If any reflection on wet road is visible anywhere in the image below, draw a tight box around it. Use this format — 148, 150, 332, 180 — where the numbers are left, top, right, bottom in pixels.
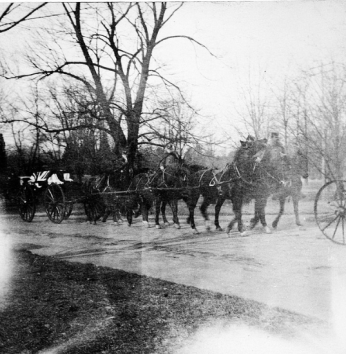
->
2, 210, 346, 353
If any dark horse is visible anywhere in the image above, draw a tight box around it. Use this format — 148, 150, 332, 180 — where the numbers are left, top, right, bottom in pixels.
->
271, 147, 309, 228
184, 140, 269, 234
128, 162, 189, 229
213, 138, 281, 235
158, 163, 209, 234
83, 159, 138, 226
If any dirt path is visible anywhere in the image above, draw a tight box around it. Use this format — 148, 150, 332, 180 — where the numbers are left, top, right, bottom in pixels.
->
2, 207, 346, 326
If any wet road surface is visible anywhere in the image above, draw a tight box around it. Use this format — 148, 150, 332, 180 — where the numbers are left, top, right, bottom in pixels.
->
1, 209, 346, 326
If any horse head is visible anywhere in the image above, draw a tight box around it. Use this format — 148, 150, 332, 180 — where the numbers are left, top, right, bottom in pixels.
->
235, 138, 267, 170
215, 139, 268, 197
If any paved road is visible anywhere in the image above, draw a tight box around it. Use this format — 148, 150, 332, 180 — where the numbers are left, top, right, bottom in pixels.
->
2, 207, 346, 327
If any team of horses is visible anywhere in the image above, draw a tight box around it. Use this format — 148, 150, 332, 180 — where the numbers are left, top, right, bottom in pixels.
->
82, 137, 309, 235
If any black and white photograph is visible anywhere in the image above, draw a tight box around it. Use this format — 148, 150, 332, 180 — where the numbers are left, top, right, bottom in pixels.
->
1, 1, 346, 353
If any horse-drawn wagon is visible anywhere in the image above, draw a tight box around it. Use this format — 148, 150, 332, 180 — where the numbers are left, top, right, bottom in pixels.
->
6, 139, 346, 246
16, 170, 92, 224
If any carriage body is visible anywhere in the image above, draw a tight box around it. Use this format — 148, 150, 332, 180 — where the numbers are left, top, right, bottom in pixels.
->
17, 170, 86, 224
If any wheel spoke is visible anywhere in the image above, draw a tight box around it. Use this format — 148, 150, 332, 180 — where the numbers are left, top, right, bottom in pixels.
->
321, 213, 339, 232
331, 215, 342, 240
315, 180, 346, 245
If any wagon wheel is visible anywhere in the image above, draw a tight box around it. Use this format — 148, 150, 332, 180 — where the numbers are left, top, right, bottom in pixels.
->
314, 180, 346, 245
64, 202, 74, 219
44, 183, 66, 224
18, 184, 36, 222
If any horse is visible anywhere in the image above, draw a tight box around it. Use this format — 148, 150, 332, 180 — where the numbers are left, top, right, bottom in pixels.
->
184, 140, 268, 234
128, 163, 188, 229
82, 160, 136, 225
182, 166, 221, 232
271, 148, 309, 228
210, 138, 276, 235
157, 163, 209, 234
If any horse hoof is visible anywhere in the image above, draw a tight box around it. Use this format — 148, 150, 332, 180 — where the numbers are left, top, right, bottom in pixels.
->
265, 226, 272, 234
216, 227, 223, 232
127, 223, 131, 227
226, 227, 231, 235
241, 230, 249, 237
174, 223, 181, 229
193, 228, 200, 235
164, 222, 170, 226
155, 225, 162, 229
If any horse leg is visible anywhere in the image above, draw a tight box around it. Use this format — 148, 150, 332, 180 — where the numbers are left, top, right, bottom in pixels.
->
102, 208, 110, 222
257, 197, 271, 234
114, 207, 124, 225
249, 210, 259, 229
226, 209, 243, 234
249, 200, 261, 229
126, 208, 133, 226
215, 197, 225, 231
293, 195, 303, 226
155, 199, 162, 229
226, 197, 244, 234
200, 196, 212, 231
125, 196, 137, 227
168, 199, 181, 229
161, 200, 170, 226
141, 200, 151, 228
116, 200, 124, 224
272, 196, 285, 229
184, 193, 200, 234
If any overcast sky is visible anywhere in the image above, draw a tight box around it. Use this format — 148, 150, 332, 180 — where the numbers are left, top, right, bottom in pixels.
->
1, 1, 346, 152
158, 1, 346, 148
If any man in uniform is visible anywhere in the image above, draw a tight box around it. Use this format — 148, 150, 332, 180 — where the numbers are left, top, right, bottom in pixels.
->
269, 132, 286, 159
268, 132, 291, 199
159, 143, 180, 170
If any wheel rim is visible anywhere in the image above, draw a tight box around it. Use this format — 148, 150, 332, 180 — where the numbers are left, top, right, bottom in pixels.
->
314, 180, 346, 245
44, 184, 65, 224
18, 185, 36, 222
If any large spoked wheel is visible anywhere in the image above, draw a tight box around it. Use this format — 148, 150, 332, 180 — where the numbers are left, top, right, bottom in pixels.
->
18, 184, 36, 222
44, 183, 66, 224
314, 180, 346, 245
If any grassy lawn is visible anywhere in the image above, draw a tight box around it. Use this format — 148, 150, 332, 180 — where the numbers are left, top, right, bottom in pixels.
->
0, 250, 328, 354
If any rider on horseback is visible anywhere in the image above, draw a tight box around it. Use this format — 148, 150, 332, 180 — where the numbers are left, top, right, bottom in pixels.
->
158, 143, 187, 188
160, 143, 180, 170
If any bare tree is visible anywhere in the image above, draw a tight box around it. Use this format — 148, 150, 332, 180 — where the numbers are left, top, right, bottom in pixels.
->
1, 2, 212, 173
0, 3, 47, 33
293, 63, 346, 180
234, 69, 272, 140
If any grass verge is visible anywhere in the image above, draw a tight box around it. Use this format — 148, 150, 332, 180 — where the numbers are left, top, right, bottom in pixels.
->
0, 250, 327, 354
